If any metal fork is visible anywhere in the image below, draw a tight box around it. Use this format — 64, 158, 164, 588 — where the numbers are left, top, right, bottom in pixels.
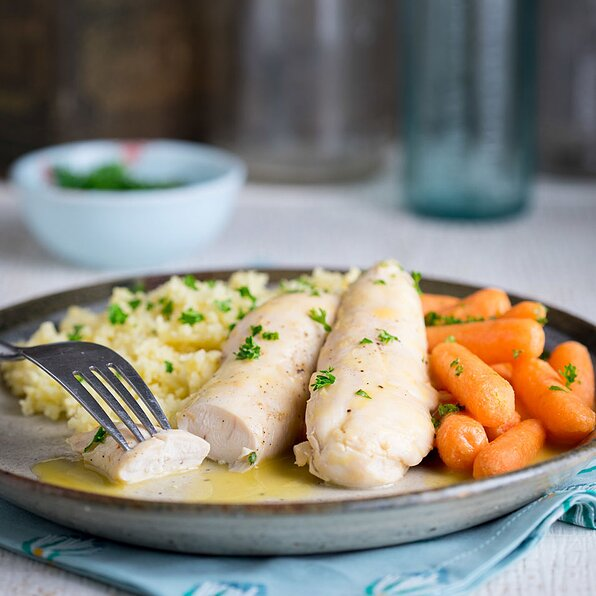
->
0, 339, 171, 450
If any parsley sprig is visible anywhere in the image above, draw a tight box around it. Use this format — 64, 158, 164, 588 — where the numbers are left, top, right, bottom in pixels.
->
411, 271, 422, 294
311, 367, 336, 391
179, 308, 204, 326
425, 312, 484, 327
377, 329, 399, 344
108, 304, 128, 325
83, 426, 108, 453
309, 308, 332, 332
183, 274, 198, 290
560, 363, 578, 389
432, 403, 463, 428
159, 298, 174, 320
355, 389, 372, 399
262, 331, 279, 341
215, 299, 232, 313
67, 324, 84, 341
450, 358, 464, 376
235, 336, 261, 360
238, 286, 257, 308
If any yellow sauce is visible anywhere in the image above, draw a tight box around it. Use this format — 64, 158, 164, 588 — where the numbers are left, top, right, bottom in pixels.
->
32, 445, 567, 503
33, 455, 318, 503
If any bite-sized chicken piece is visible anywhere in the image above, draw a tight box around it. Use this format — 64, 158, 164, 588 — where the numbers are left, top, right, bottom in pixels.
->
295, 260, 438, 489
177, 292, 339, 470
68, 427, 210, 484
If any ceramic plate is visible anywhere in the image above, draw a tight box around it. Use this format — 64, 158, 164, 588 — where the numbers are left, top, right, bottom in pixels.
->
0, 270, 594, 555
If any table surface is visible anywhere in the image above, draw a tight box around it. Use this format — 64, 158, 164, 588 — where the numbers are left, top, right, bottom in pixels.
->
0, 170, 595, 595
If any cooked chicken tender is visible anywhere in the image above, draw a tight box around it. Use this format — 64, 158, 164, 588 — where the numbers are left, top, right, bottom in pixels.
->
68, 427, 210, 483
177, 293, 339, 470
295, 261, 438, 488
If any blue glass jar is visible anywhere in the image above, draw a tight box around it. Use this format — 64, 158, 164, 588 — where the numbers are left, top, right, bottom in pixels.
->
403, 0, 536, 218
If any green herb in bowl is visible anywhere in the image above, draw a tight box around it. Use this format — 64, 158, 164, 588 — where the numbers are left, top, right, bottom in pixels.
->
52, 163, 182, 191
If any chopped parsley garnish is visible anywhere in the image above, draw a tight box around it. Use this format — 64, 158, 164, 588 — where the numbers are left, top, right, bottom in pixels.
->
131, 281, 146, 293
411, 271, 422, 294
377, 329, 399, 344
108, 304, 128, 325
250, 325, 263, 337
559, 363, 578, 389
164, 360, 174, 373
549, 385, 568, 392
235, 336, 261, 360
536, 305, 548, 325
424, 312, 442, 326
179, 309, 204, 326
183, 274, 198, 290
355, 389, 372, 399
445, 335, 456, 343
432, 403, 463, 428
146, 301, 154, 311
280, 276, 321, 296
373, 279, 386, 285
359, 337, 373, 345
228, 322, 237, 331
205, 280, 217, 288
309, 308, 332, 332
450, 358, 464, 376
238, 286, 257, 307
83, 426, 107, 453
160, 299, 174, 320
425, 311, 484, 326
237, 308, 247, 321
262, 331, 279, 341
247, 451, 257, 465
311, 367, 336, 391
128, 298, 141, 311
513, 349, 522, 359
215, 299, 232, 313
67, 324, 84, 341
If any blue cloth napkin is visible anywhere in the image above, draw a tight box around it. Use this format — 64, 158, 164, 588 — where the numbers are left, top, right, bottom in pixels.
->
0, 462, 594, 596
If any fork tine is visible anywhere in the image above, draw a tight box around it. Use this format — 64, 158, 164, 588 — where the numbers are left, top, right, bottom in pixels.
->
93, 366, 158, 436
59, 373, 130, 451
79, 369, 145, 443
109, 357, 171, 430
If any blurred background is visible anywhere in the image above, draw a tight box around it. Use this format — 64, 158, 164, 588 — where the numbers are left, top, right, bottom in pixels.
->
0, 0, 595, 299
2, 0, 596, 180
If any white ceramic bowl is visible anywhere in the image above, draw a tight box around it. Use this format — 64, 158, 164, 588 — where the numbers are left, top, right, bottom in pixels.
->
10, 139, 246, 269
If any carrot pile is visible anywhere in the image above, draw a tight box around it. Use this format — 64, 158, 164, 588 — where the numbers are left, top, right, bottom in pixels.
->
423, 287, 595, 479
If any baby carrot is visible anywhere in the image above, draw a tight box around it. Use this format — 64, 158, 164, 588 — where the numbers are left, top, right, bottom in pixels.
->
548, 341, 594, 409
421, 293, 459, 315
491, 362, 513, 383
473, 419, 546, 479
436, 288, 511, 320
501, 301, 548, 324
436, 413, 489, 471
427, 319, 545, 364
485, 410, 521, 441
430, 343, 516, 427
511, 357, 596, 444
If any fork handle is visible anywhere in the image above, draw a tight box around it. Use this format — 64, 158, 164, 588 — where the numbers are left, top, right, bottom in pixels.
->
0, 339, 24, 361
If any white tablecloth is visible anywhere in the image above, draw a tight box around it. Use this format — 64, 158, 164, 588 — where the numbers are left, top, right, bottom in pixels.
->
0, 170, 595, 595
